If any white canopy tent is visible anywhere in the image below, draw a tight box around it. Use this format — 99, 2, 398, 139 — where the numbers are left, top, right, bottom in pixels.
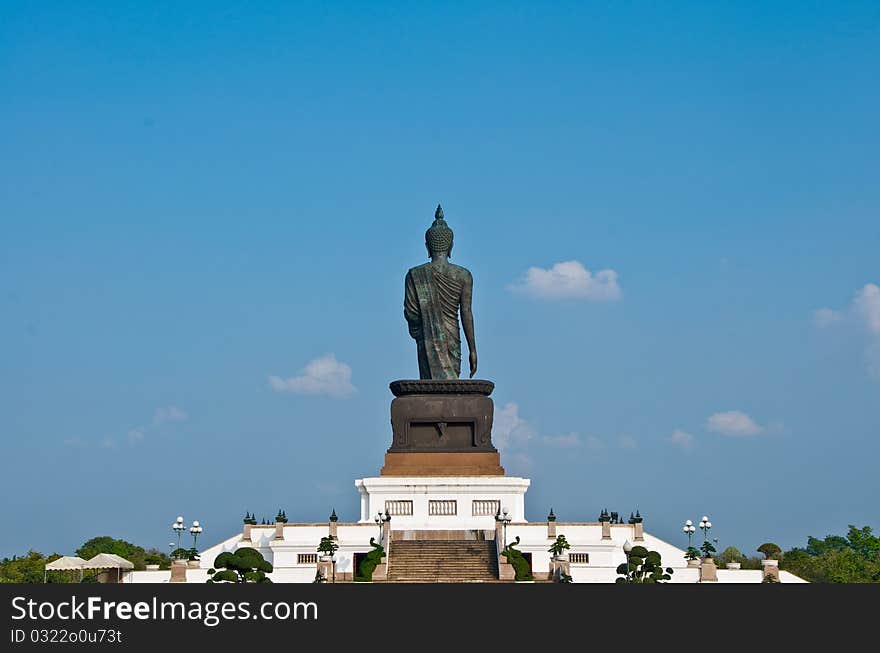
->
83, 553, 134, 583
43, 553, 135, 583
43, 556, 88, 582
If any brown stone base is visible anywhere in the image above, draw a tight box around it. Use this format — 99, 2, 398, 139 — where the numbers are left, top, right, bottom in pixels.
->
380, 452, 504, 476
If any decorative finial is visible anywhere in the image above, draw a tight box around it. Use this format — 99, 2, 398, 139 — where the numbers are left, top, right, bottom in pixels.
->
435, 204, 444, 220
547, 508, 556, 522
329, 508, 338, 523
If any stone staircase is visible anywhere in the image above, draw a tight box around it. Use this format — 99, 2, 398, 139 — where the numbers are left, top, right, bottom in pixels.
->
387, 540, 500, 582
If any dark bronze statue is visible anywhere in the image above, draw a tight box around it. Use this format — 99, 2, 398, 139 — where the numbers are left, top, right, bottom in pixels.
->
404, 205, 477, 379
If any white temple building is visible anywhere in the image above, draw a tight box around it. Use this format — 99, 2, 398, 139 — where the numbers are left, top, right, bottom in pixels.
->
128, 473, 804, 583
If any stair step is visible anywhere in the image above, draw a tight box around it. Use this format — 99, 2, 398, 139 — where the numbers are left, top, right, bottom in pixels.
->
387, 540, 499, 583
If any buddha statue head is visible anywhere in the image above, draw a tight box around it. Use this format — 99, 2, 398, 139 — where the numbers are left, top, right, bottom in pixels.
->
425, 204, 454, 258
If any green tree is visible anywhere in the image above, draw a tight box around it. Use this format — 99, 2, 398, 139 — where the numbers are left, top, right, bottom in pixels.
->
0, 551, 61, 583
76, 536, 147, 570
616, 546, 673, 584
805, 535, 849, 557
143, 549, 172, 569
757, 542, 782, 560
780, 524, 880, 583
317, 536, 339, 556
718, 546, 744, 567
548, 534, 571, 557
845, 525, 880, 558
207, 548, 273, 583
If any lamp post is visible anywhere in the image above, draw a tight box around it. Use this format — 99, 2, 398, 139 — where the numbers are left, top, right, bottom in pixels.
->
682, 519, 696, 546
500, 508, 512, 548
374, 511, 390, 543
189, 520, 203, 553
623, 539, 633, 580
699, 516, 712, 557
171, 516, 185, 559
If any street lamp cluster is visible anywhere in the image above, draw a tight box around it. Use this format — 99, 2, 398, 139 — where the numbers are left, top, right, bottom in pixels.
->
374, 511, 390, 542
170, 515, 203, 560
682, 515, 716, 558
495, 508, 512, 547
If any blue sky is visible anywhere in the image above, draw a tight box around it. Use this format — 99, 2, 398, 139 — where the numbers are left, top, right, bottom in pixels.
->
2, 1, 878, 559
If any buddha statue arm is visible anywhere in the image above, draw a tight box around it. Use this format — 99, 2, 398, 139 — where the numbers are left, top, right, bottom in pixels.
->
460, 270, 477, 378
403, 270, 421, 340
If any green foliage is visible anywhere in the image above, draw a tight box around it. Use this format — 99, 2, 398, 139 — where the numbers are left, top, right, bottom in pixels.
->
739, 556, 765, 570
782, 526, 880, 583
317, 536, 339, 556
616, 546, 673, 583
805, 535, 849, 556
845, 525, 880, 559
171, 548, 190, 560
684, 546, 701, 561
0, 551, 61, 583
143, 549, 172, 570
699, 539, 716, 558
501, 536, 533, 581
548, 534, 571, 557
775, 525, 880, 583
556, 570, 573, 583
354, 538, 385, 582
76, 536, 147, 570
718, 546, 744, 566
757, 543, 782, 560
206, 548, 273, 583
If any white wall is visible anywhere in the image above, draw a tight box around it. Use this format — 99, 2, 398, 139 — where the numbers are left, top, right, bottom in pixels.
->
355, 476, 530, 529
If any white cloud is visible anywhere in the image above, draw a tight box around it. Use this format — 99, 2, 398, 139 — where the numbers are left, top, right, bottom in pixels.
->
706, 410, 764, 436
813, 307, 842, 328
669, 429, 695, 449
127, 428, 145, 445
854, 283, 880, 334
269, 354, 356, 398
509, 260, 621, 301
100, 436, 117, 449
154, 406, 188, 425
815, 283, 880, 379
541, 433, 582, 448
493, 402, 536, 450
63, 437, 89, 449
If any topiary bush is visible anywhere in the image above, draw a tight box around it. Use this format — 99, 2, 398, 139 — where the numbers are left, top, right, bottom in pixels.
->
616, 546, 674, 583
502, 536, 533, 581
354, 538, 385, 582
207, 548, 273, 583
757, 542, 782, 560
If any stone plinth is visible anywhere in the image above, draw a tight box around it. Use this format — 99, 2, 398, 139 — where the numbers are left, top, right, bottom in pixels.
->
761, 559, 780, 582
384, 379, 503, 476
700, 557, 718, 582
170, 560, 187, 583
381, 451, 503, 476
